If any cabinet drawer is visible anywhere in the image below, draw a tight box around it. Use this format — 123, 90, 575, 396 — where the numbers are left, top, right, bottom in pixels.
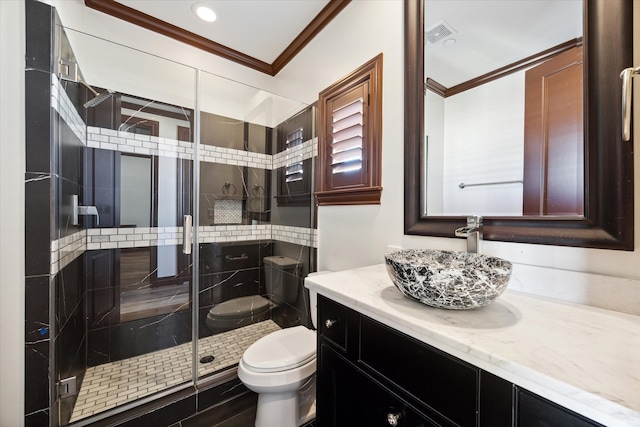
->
360, 317, 479, 426
318, 295, 349, 351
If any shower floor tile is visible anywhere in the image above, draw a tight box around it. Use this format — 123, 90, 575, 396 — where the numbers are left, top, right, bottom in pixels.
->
70, 320, 281, 423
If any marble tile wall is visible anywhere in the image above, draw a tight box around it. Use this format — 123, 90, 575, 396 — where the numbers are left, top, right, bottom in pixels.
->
24, 1, 57, 425
26, 5, 318, 424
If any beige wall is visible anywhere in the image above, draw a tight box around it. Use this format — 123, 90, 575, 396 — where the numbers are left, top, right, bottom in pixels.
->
316, 1, 640, 279
0, 0, 25, 425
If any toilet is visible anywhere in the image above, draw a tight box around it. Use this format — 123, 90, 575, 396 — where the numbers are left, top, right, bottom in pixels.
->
205, 256, 301, 334
237, 279, 320, 427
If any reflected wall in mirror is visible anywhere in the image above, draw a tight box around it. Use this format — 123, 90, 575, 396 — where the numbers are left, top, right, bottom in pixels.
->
404, 0, 634, 249
424, 0, 584, 217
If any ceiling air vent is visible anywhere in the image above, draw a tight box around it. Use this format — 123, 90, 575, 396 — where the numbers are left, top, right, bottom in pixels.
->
425, 20, 457, 45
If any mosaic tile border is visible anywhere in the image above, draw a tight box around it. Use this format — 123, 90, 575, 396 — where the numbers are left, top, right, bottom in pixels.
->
88, 127, 314, 171
51, 225, 315, 275
86, 227, 183, 250
198, 224, 272, 243
272, 138, 318, 169
87, 127, 195, 160
200, 143, 271, 169
51, 74, 87, 146
272, 225, 318, 248
50, 230, 86, 275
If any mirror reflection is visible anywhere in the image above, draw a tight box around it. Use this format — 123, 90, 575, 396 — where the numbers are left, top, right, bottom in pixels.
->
423, 0, 583, 217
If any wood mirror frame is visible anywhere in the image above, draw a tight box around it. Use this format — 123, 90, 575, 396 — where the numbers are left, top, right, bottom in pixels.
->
404, 0, 634, 250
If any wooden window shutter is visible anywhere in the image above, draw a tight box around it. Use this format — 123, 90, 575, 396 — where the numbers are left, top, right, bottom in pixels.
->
317, 54, 383, 205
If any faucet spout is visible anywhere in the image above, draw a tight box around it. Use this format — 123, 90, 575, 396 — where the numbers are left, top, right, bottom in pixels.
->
454, 216, 483, 253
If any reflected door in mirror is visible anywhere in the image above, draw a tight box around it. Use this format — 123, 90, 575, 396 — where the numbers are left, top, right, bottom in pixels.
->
523, 46, 584, 216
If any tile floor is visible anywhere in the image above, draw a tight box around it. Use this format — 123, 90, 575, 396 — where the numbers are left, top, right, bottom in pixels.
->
70, 320, 282, 423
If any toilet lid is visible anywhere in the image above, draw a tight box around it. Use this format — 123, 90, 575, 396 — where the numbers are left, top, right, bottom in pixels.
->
242, 326, 316, 373
210, 295, 270, 319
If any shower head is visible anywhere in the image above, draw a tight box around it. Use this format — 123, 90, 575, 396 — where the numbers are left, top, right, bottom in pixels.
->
56, 58, 115, 109
77, 78, 114, 108
83, 90, 115, 108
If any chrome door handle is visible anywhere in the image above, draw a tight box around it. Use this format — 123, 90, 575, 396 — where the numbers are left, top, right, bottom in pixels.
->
183, 214, 192, 254
620, 66, 639, 142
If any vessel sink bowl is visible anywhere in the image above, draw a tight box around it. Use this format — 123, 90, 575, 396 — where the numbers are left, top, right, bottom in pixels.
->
384, 249, 512, 310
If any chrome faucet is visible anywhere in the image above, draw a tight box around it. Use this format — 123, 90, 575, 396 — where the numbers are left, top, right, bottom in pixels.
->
455, 215, 483, 253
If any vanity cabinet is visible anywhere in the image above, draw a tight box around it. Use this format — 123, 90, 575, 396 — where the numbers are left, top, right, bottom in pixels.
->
316, 295, 602, 427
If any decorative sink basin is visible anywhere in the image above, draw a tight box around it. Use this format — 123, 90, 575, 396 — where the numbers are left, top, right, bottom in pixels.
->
384, 249, 512, 310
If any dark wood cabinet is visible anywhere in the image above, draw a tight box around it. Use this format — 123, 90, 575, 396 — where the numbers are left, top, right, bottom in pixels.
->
317, 295, 603, 427
518, 389, 601, 427
319, 343, 438, 427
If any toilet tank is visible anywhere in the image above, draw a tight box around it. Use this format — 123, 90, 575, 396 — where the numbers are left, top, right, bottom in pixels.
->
263, 256, 301, 305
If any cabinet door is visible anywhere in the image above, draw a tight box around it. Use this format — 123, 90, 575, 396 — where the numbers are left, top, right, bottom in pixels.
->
318, 344, 437, 427
360, 317, 478, 426
517, 389, 602, 427
318, 295, 349, 351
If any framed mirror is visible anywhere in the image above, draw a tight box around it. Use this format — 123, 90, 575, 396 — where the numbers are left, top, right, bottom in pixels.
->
404, 0, 634, 250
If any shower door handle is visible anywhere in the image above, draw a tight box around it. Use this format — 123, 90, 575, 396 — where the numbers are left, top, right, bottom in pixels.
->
183, 214, 193, 255
620, 66, 640, 141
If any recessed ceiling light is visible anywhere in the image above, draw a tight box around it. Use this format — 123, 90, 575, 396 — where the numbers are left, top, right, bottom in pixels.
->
192, 3, 217, 23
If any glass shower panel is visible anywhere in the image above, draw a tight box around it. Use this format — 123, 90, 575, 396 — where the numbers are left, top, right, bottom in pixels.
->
196, 71, 309, 380
54, 27, 197, 425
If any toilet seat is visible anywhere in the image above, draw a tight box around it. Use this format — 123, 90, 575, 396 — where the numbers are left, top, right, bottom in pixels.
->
242, 326, 316, 373
205, 295, 272, 335
209, 295, 270, 319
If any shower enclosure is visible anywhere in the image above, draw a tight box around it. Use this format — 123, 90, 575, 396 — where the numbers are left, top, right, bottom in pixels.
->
26, 4, 318, 424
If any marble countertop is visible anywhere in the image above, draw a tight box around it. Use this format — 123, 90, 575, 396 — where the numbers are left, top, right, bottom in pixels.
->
305, 264, 640, 427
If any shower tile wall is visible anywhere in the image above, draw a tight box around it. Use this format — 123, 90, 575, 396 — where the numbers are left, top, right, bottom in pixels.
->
24, 2, 85, 425
270, 106, 318, 329
24, 2, 318, 424
23, 1, 109, 424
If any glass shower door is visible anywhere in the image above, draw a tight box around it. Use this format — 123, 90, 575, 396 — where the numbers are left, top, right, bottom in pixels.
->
54, 26, 198, 425
195, 71, 310, 381
52, 19, 315, 427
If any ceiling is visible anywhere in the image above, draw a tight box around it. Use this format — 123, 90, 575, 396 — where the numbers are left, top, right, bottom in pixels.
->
84, 1, 582, 86
425, 0, 583, 88
84, 0, 348, 75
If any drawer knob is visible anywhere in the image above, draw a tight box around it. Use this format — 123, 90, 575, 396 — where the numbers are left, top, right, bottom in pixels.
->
325, 319, 338, 329
386, 411, 401, 426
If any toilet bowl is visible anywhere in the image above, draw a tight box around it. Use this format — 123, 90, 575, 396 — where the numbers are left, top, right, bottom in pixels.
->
238, 272, 326, 427
238, 326, 317, 427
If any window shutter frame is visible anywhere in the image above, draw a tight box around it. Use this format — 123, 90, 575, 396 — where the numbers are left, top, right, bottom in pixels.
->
317, 54, 383, 205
